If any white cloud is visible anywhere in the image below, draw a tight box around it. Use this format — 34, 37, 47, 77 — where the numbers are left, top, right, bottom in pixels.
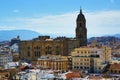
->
13, 9, 20, 13
110, 0, 115, 3
0, 26, 17, 30
110, 0, 119, 3
0, 10, 120, 38
86, 10, 120, 37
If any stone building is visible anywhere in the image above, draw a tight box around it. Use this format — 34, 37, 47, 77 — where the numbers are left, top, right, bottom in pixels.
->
19, 37, 79, 61
19, 9, 87, 61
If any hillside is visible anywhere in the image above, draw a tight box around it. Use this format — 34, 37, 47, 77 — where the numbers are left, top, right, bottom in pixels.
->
88, 36, 120, 44
0, 30, 42, 41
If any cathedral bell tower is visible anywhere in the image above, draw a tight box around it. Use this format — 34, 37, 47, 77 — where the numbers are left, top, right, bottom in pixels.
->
76, 9, 87, 47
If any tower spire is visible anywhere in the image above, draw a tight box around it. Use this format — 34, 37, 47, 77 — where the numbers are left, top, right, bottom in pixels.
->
80, 6, 82, 14
80, 7, 82, 14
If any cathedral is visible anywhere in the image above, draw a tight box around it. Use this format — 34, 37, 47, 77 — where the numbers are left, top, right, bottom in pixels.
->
19, 9, 87, 61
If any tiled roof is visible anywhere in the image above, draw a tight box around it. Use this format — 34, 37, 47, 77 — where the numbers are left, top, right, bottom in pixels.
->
88, 75, 102, 79
109, 63, 120, 69
65, 71, 81, 79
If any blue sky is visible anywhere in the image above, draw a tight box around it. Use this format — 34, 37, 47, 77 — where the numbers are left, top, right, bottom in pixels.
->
0, 0, 120, 38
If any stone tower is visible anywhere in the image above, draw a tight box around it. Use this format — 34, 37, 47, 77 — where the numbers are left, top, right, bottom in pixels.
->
76, 9, 87, 47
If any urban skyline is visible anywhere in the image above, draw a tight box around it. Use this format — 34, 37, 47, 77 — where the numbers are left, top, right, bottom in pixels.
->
0, 0, 120, 38
0, 1, 120, 79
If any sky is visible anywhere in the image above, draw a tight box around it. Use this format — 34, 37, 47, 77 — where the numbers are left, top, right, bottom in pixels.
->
0, 0, 120, 38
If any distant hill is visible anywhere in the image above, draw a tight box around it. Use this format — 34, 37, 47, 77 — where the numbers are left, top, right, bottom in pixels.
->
0, 30, 42, 41
114, 34, 120, 38
88, 35, 120, 44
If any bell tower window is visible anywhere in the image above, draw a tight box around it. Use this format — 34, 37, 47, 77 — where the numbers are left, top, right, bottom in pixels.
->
80, 23, 82, 27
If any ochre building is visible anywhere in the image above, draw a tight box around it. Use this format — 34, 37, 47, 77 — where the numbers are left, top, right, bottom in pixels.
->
19, 37, 79, 61
37, 55, 68, 71
19, 9, 87, 61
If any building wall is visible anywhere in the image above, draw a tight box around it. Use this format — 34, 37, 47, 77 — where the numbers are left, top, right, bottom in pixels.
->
37, 55, 68, 71
19, 39, 79, 61
71, 46, 111, 73
72, 57, 90, 72
0, 71, 10, 79
0, 49, 13, 67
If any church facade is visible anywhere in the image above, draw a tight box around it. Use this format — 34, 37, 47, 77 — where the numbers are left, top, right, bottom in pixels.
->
19, 9, 87, 61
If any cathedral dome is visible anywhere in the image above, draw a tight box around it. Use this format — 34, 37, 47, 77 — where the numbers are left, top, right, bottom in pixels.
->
76, 9, 86, 21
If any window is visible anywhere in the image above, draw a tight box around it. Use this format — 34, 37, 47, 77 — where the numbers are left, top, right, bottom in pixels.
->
80, 23, 82, 26
87, 63, 89, 65
56, 51, 59, 55
27, 46, 30, 49
77, 66, 79, 69
81, 51, 83, 53
46, 46, 52, 55
81, 59, 83, 61
56, 46, 59, 49
114, 70, 117, 73
87, 67, 89, 69
80, 66, 83, 69
38, 52, 40, 56
87, 59, 89, 61
99, 67, 101, 70
111, 70, 113, 73
27, 51, 30, 56
34, 51, 36, 56
74, 66, 76, 69
34, 46, 40, 49
46, 51, 47, 55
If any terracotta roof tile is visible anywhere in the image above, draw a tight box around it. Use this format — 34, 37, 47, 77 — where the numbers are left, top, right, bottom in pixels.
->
109, 63, 120, 69
65, 71, 81, 79
88, 75, 102, 79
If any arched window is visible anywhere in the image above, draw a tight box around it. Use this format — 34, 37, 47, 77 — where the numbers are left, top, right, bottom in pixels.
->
80, 23, 82, 27
27, 51, 30, 56
45, 46, 52, 55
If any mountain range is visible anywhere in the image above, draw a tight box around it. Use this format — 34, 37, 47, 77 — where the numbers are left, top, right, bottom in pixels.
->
0, 30, 120, 41
0, 30, 42, 41
113, 34, 120, 38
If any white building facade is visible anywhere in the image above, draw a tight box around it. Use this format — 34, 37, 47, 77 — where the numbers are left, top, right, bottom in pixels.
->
0, 50, 13, 68
71, 46, 112, 73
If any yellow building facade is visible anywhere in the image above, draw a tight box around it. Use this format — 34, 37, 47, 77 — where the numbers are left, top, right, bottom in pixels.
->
37, 55, 68, 71
71, 46, 112, 73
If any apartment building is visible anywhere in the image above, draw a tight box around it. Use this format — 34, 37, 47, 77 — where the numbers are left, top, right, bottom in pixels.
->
71, 46, 111, 73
